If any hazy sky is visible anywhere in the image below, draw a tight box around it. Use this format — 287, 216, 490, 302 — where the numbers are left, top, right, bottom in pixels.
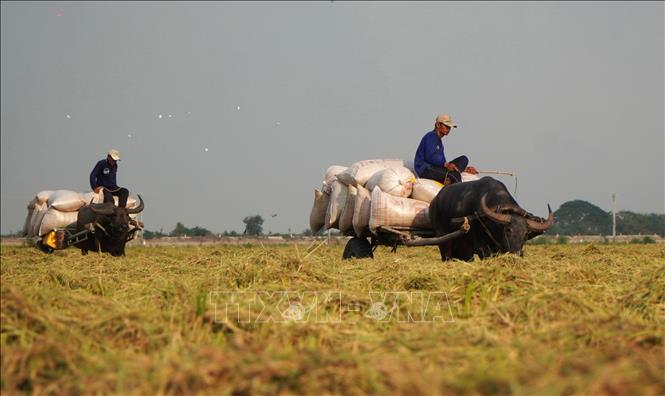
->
2, 1, 663, 234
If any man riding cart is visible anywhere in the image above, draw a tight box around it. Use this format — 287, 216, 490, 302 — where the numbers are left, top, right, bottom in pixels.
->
27, 149, 145, 256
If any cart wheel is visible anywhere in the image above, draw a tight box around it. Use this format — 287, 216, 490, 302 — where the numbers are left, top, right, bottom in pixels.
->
342, 237, 373, 260
35, 240, 54, 254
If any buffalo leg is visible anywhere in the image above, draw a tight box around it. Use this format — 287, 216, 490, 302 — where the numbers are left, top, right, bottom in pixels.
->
438, 242, 453, 261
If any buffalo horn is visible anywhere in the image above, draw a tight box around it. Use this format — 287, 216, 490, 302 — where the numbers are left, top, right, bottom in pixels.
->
127, 195, 144, 214
526, 204, 554, 232
480, 194, 511, 224
498, 204, 543, 220
497, 204, 529, 217
93, 222, 109, 235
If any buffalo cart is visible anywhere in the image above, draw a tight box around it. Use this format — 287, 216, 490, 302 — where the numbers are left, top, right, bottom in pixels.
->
342, 217, 472, 259
35, 225, 91, 253
35, 222, 143, 254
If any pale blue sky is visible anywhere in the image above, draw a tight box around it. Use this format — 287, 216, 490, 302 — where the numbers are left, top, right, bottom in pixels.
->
2, 1, 663, 234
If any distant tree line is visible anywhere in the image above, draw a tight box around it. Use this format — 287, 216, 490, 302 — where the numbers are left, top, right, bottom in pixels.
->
546, 200, 664, 236
142, 222, 213, 239
141, 215, 266, 239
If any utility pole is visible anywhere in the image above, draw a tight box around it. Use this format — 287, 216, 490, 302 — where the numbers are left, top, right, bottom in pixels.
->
612, 193, 616, 243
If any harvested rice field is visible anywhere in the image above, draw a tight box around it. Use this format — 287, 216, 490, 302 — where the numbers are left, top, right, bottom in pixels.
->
1, 243, 663, 395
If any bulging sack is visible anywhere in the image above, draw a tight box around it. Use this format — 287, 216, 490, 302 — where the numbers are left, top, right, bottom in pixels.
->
352, 185, 372, 237
461, 172, 480, 182
48, 190, 85, 212
411, 179, 444, 203
338, 185, 357, 235
369, 187, 431, 233
322, 165, 347, 194
36, 190, 54, 205
79, 191, 103, 205
27, 197, 38, 210
336, 159, 407, 187
29, 203, 48, 238
39, 207, 78, 237
365, 167, 415, 198
22, 198, 38, 236
324, 180, 348, 230
309, 189, 330, 235
403, 159, 416, 175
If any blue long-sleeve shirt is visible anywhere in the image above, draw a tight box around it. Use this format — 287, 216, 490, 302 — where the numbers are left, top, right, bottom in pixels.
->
90, 159, 119, 190
414, 130, 446, 176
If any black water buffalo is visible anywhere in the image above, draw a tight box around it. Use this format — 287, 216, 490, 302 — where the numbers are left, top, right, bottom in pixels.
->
428, 177, 553, 261
74, 195, 144, 256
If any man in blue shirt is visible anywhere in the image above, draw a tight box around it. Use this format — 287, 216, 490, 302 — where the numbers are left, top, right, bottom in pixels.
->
414, 114, 477, 185
89, 149, 129, 207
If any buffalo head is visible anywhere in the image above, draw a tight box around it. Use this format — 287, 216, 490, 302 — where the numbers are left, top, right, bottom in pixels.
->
430, 177, 555, 261
479, 194, 553, 255
75, 195, 144, 256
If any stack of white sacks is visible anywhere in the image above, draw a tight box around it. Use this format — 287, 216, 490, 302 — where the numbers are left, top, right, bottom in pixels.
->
309, 159, 479, 237
22, 190, 138, 238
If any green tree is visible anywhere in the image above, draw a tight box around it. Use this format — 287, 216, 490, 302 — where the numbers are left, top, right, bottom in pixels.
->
547, 200, 664, 236
143, 229, 166, 239
243, 215, 264, 236
616, 211, 665, 236
190, 226, 212, 237
171, 222, 191, 237
547, 200, 611, 235
169, 223, 212, 237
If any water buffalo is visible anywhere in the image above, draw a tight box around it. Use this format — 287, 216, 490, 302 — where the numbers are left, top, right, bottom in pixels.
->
74, 195, 144, 256
428, 177, 553, 261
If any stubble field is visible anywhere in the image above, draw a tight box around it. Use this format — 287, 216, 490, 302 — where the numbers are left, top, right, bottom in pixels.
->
1, 242, 664, 395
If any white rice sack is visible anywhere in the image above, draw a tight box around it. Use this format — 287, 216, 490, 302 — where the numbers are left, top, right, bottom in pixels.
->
338, 185, 357, 235
365, 167, 415, 198
461, 172, 480, 182
309, 189, 330, 234
411, 179, 444, 203
336, 159, 405, 187
29, 203, 48, 238
36, 190, 54, 205
403, 159, 416, 175
352, 185, 372, 237
79, 191, 103, 205
27, 197, 38, 210
324, 180, 348, 230
48, 190, 85, 212
122, 196, 139, 225
22, 213, 33, 237
369, 187, 431, 233
22, 198, 39, 236
322, 165, 347, 194
39, 207, 78, 237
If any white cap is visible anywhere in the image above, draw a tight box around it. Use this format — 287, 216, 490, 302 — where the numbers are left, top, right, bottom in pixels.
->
435, 114, 457, 128
108, 149, 120, 160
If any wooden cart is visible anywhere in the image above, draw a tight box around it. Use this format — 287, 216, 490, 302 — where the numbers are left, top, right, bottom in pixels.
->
342, 217, 472, 259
